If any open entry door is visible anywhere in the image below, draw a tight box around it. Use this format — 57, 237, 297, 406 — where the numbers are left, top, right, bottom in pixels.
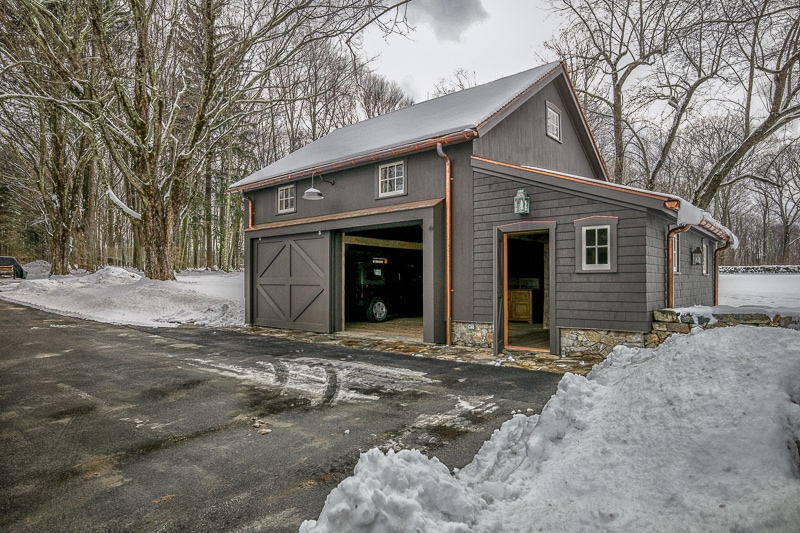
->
493, 226, 505, 355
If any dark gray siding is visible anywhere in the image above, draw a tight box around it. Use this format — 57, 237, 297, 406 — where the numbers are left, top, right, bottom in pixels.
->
673, 227, 715, 308
646, 212, 668, 314
447, 143, 477, 321
472, 172, 652, 332
473, 80, 600, 180
247, 146, 454, 226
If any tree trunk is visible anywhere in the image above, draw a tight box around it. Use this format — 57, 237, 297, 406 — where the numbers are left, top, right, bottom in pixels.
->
50, 224, 71, 275
141, 195, 176, 280
611, 76, 625, 184
205, 170, 214, 269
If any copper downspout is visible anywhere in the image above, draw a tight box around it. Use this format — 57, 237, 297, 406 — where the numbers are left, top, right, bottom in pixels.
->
713, 240, 731, 305
437, 143, 452, 345
666, 225, 692, 308
244, 194, 253, 230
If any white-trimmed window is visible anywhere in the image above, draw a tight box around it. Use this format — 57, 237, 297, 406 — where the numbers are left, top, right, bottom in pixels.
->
546, 103, 562, 142
277, 184, 295, 214
582, 225, 611, 270
574, 216, 618, 273
378, 161, 405, 198
672, 234, 680, 273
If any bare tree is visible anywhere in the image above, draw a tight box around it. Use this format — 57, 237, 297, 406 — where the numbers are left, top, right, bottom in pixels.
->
432, 67, 477, 97
546, 0, 800, 211
1, 0, 411, 280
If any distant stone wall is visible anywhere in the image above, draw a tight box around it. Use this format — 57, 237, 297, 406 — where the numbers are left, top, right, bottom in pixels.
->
451, 321, 493, 348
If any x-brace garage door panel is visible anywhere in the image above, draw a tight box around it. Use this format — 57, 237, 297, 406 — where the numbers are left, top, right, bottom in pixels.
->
253, 232, 330, 332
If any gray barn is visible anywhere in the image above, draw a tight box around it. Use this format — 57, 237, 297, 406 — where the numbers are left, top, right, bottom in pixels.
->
229, 62, 736, 356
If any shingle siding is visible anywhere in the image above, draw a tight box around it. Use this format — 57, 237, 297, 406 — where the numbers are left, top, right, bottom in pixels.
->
472, 172, 652, 331
673, 227, 715, 307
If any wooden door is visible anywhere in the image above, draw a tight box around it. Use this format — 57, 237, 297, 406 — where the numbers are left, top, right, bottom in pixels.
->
252, 232, 330, 332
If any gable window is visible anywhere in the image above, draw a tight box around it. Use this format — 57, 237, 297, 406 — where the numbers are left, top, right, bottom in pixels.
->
546, 102, 562, 142
574, 216, 618, 273
378, 161, 405, 198
277, 184, 295, 214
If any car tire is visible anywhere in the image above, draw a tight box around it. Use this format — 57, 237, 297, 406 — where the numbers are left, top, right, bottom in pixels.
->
366, 298, 388, 322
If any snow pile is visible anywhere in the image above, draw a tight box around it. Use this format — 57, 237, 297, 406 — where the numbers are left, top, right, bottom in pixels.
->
20, 260, 54, 279
302, 327, 800, 532
0, 265, 244, 328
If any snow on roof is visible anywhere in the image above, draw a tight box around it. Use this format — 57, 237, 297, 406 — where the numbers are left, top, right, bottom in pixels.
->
230, 62, 561, 190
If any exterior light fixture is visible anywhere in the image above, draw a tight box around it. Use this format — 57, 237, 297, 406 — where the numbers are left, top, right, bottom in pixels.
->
692, 247, 703, 265
514, 189, 530, 214
302, 172, 334, 201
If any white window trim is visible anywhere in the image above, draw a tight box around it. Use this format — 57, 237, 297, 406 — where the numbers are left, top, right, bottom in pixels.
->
546, 102, 562, 142
672, 234, 680, 273
378, 160, 405, 198
277, 184, 296, 214
581, 225, 611, 271
702, 241, 709, 275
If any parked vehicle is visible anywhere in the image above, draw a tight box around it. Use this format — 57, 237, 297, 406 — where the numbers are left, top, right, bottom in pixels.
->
346, 255, 422, 322
0, 257, 27, 279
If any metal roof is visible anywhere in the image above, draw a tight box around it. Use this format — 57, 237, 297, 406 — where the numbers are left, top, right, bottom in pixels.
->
230, 62, 562, 191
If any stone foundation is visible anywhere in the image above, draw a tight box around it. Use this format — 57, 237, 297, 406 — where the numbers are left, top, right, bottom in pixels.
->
559, 328, 645, 357
451, 321, 493, 348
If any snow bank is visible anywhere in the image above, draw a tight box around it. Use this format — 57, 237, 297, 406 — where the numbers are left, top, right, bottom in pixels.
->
302, 327, 800, 532
0, 265, 244, 328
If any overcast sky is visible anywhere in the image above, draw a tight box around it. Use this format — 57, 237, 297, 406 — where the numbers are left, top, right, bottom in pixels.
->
361, 0, 563, 102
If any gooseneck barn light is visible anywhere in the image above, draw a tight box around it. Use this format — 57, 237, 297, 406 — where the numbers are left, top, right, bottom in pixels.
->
302, 172, 334, 201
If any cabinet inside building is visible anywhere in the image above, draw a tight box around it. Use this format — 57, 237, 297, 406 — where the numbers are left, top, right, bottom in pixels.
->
508, 278, 539, 323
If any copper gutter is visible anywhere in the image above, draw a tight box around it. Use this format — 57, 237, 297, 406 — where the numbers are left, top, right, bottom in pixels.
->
471, 156, 672, 202
666, 225, 692, 308
437, 143, 452, 345
229, 130, 479, 194
713, 240, 731, 305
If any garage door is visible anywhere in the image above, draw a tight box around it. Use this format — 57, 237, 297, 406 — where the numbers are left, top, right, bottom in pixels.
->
252, 232, 330, 332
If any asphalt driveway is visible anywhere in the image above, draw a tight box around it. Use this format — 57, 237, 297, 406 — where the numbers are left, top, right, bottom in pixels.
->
0, 300, 561, 532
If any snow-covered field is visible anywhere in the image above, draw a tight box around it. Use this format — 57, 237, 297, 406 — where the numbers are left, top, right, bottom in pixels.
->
2, 264, 800, 531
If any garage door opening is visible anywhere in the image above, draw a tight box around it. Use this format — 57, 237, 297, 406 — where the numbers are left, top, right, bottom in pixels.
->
342, 225, 423, 341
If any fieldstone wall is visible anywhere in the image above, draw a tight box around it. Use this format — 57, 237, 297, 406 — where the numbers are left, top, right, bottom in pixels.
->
451, 321, 494, 348
559, 328, 645, 357
651, 309, 800, 345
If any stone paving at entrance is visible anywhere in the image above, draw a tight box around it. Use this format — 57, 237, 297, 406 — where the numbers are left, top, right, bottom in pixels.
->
239, 325, 604, 376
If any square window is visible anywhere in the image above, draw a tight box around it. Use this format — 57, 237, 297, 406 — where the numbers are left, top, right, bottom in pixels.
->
546, 104, 561, 142
277, 184, 295, 214
378, 161, 405, 198
582, 225, 610, 270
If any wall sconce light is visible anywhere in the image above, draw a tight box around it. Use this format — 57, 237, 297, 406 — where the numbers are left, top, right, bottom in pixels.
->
691, 247, 703, 265
514, 189, 530, 214
302, 172, 335, 201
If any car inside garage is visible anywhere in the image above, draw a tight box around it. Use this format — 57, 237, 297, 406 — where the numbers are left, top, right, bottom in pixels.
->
342, 225, 423, 341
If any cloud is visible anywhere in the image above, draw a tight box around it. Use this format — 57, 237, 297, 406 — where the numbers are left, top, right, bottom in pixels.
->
407, 0, 490, 43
